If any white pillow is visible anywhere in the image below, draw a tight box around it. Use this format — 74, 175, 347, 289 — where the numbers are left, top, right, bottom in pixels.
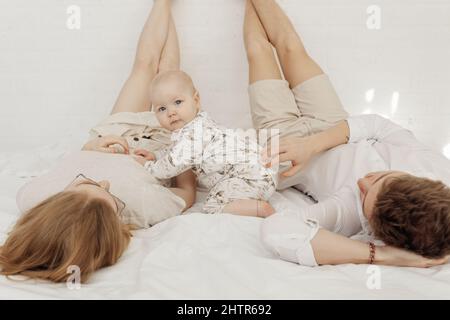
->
16, 151, 186, 228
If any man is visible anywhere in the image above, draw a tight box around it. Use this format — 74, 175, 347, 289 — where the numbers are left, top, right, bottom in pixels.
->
243, 0, 450, 267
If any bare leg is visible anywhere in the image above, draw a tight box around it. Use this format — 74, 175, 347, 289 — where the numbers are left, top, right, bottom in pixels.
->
251, 0, 323, 88
222, 199, 275, 218
170, 170, 196, 212
158, 15, 180, 73
244, 0, 282, 84
111, 0, 172, 115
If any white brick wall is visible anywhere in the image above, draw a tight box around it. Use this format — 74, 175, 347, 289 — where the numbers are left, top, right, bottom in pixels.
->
1, 0, 449, 156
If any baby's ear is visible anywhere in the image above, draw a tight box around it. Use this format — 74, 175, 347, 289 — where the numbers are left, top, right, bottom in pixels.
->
193, 90, 201, 108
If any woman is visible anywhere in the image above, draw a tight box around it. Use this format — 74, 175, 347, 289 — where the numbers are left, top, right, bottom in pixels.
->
244, 0, 449, 267
0, 0, 196, 283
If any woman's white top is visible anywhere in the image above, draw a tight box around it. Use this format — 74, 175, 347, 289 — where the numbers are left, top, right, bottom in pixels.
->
16, 151, 186, 228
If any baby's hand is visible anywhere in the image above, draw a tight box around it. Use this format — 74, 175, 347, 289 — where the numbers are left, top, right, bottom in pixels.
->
134, 149, 156, 161
133, 156, 148, 167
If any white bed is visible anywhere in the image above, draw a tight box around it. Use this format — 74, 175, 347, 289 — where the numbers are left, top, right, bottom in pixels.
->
1, 144, 450, 300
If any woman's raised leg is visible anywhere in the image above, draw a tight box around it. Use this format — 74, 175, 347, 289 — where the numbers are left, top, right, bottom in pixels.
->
158, 15, 180, 74
244, 0, 282, 84
251, 0, 323, 88
110, 0, 172, 115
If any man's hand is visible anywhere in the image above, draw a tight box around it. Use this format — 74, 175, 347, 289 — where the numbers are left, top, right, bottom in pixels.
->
377, 245, 450, 268
82, 135, 129, 154
261, 136, 319, 178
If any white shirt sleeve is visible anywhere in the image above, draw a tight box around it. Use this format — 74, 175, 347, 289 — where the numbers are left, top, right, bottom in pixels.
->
153, 145, 171, 161
261, 187, 360, 267
144, 121, 204, 179
261, 212, 320, 267
346, 114, 423, 148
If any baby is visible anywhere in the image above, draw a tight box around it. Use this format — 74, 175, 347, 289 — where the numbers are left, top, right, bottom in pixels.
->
136, 70, 277, 217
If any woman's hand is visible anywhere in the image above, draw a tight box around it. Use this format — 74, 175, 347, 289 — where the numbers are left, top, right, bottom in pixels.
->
133, 149, 155, 166
133, 149, 156, 161
376, 245, 450, 268
133, 156, 148, 166
82, 135, 129, 154
262, 135, 320, 177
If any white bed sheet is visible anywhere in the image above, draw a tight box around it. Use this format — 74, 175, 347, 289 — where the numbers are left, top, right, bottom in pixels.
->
1, 148, 450, 300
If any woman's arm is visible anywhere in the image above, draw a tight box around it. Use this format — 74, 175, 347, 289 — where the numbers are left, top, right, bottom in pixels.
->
169, 170, 197, 211
82, 135, 130, 154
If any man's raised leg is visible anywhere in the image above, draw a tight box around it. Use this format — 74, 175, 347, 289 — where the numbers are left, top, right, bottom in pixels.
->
244, 0, 282, 85
251, 0, 323, 89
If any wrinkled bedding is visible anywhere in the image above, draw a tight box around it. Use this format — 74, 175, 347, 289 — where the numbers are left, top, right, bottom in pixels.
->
1, 146, 450, 299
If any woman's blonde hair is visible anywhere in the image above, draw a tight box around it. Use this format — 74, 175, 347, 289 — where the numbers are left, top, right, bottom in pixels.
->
0, 190, 132, 283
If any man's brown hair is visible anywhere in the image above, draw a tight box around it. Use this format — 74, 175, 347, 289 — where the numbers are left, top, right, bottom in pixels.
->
371, 175, 450, 258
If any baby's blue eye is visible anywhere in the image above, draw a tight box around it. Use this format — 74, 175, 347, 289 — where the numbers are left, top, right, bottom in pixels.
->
158, 106, 166, 112
175, 100, 182, 105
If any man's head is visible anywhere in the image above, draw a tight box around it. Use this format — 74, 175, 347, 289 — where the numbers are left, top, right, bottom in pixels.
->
151, 70, 201, 131
359, 171, 450, 258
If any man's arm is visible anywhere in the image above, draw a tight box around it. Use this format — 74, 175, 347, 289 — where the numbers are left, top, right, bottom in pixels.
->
261, 190, 356, 266
262, 187, 449, 267
263, 121, 350, 177
262, 209, 449, 268
309, 120, 350, 153
311, 114, 419, 153
311, 228, 449, 267
264, 114, 422, 178
346, 114, 420, 147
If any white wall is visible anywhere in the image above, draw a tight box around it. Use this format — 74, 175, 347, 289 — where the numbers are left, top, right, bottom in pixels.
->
1, 0, 449, 156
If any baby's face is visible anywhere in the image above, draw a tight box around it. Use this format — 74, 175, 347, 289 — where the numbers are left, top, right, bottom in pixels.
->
152, 78, 200, 131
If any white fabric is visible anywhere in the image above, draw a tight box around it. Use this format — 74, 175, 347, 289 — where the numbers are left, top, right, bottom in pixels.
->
2, 167, 450, 298
261, 212, 319, 267
15, 151, 185, 228
145, 111, 277, 213
89, 111, 172, 152
265, 114, 450, 266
